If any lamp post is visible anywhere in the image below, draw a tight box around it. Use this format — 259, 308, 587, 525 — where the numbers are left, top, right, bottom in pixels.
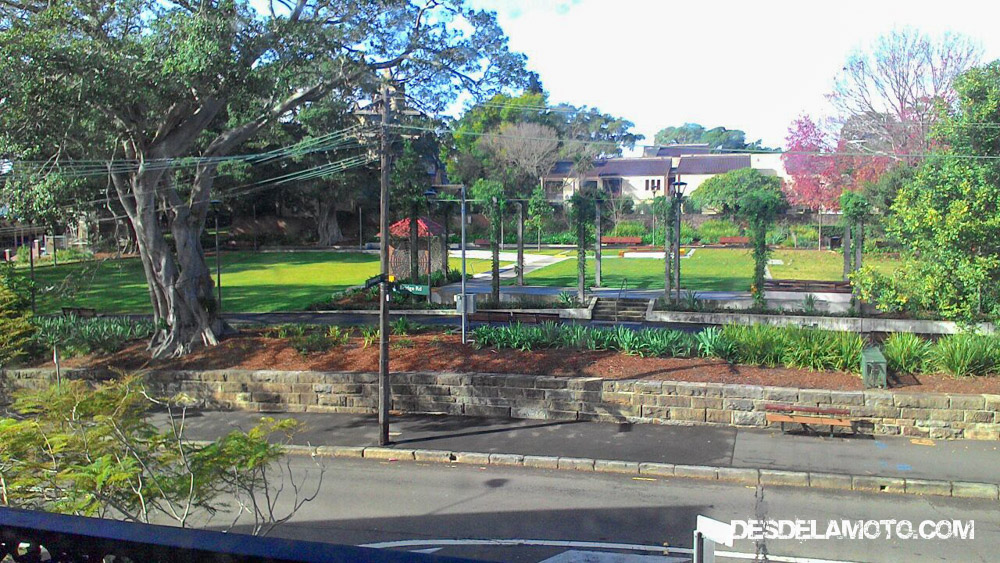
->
210, 200, 223, 313
429, 184, 468, 343
670, 180, 687, 302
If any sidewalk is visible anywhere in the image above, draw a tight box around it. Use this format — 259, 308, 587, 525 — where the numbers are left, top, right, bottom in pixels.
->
154, 410, 1000, 486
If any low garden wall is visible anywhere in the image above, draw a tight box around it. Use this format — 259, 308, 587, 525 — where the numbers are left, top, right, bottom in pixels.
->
647, 309, 996, 335
4, 368, 998, 441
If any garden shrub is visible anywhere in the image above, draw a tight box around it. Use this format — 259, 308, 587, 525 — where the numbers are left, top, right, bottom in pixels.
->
695, 220, 740, 244
0, 285, 34, 367
790, 224, 818, 246
610, 220, 647, 238
932, 333, 1000, 377
31, 316, 155, 357
290, 332, 333, 355
882, 333, 932, 375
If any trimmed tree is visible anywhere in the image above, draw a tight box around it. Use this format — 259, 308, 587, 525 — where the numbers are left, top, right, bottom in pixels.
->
695, 169, 787, 305
568, 192, 595, 303
471, 179, 506, 304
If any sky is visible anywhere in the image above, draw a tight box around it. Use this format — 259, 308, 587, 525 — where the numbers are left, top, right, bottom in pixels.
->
467, 0, 1000, 151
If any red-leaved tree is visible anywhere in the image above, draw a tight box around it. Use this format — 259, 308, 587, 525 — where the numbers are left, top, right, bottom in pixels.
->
782, 114, 840, 249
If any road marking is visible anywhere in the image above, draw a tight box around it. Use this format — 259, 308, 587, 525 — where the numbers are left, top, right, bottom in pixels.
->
910, 438, 936, 446
361, 539, 856, 563
632, 477, 657, 482
360, 538, 692, 555
715, 551, 853, 563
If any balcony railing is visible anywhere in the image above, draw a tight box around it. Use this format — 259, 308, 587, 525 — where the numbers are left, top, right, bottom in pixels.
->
0, 507, 469, 562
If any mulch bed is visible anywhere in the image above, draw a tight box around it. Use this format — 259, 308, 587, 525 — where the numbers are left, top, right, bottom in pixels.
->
27, 331, 1000, 396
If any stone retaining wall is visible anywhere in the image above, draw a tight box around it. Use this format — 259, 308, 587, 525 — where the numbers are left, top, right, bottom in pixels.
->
3, 368, 998, 440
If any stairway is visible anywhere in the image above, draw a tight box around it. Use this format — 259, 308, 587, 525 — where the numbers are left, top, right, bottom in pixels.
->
591, 298, 649, 322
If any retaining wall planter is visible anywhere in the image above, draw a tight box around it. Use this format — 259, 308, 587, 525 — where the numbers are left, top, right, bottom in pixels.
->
646, 309, 995, 335
3, 368, 998, 441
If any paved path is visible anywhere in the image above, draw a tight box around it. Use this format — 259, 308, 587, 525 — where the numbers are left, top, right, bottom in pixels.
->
450, 250, 569, 280
157, 411, 1000, 484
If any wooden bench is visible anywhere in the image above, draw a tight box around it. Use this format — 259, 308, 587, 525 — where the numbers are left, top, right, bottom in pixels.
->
473, 239, 490, 247
718, 236, 750, 246
764, 279, 853, 294
600, 236, 643, 245
61, 306, 98, 318
764, 403, 855, 436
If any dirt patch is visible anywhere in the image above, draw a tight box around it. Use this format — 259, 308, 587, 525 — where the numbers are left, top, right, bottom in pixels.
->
28, 331, 1000, 395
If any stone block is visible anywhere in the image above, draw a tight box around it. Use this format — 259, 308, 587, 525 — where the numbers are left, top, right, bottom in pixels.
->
894, 394, 950, 409
964, 424, 1000, 441
722, 384, 764, 399
656, 395, 693, 407
717, 467, 759, 484
706, 409, 731, 424
594, 460, 640, 474
732, 411, 766, 426
798, 390, 831, 404
951, 482, 999, 499
760, 469, 809, 487
950, 395, 986, 410
489, 453, 524, 466
852, 476, 905, 494
638, 463, 675, 477
690, 397, 724, 409
633, 381, 664, 394
723, 398, 755, 411
762, 388, 799, 402
904, 479, 951, 497
364, 447, 415, 461
453, 452, 491, 465
641, 405, 671, 419
827, 391, 865, 406
315, 445, 365, 458
414, 450, 454, 463
808, 472, 852, 490
557, 457, 595, 471
673, 465, 718, 480
523, 455, 560, 469
510, 407, 577, 421
669, 407, 706, 422
964, 410, 995, 424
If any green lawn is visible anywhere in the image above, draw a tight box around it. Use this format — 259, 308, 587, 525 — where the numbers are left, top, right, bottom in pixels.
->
521, 248, 754, 291
768, 250, 902, 281
24, 252, 502, 314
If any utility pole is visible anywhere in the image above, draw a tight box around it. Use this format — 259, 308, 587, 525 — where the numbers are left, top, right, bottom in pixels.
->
378, 82, 392, 447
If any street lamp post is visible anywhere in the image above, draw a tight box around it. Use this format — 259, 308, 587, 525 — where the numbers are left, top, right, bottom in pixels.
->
670, 180, 687, 302
210, 200, 223, 314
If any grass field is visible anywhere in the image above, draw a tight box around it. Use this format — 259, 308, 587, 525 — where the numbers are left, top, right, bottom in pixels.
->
24, 252, 500, 314
768, 250, 901, 281
521, 248, 754, 291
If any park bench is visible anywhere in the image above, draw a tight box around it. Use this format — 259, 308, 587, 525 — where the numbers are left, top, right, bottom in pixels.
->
61, 306, 98, 318
600, 236, 643, 246
474, 239, 490, 247
764, 403, 856, 436
718, 236, 750, 246
764, 279, 852, 293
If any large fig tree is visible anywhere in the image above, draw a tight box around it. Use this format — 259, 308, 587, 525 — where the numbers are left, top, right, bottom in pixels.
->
0, 0, 526, 357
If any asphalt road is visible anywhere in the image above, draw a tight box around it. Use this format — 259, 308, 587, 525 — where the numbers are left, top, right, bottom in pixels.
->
208, 457, 998, 563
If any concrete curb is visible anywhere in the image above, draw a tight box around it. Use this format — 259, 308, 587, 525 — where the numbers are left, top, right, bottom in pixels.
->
276, 443, 999, 501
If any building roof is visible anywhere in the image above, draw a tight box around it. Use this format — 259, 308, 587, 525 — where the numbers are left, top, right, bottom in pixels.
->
642, 144, 712, 157
676, 155, 751, 175
544, 157, 672, 179
380, 217, 444, 238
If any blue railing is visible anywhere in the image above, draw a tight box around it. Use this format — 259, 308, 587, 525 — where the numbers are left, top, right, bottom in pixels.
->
0, 507, 470, 562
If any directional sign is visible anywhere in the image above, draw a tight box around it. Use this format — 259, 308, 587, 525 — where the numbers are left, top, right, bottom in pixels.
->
397, 283, 430, 296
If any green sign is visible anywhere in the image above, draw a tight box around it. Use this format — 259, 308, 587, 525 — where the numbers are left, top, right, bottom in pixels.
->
397, 283, 430, 296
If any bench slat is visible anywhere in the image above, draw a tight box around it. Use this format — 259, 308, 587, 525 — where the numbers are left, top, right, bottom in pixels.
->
765, 403, 851, 416
766, 413, 852, 427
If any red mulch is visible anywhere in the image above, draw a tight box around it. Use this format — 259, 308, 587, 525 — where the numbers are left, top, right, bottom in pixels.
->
33, 332, 1000, 395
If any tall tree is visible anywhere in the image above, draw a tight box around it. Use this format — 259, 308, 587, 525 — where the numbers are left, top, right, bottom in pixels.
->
654, 123, 768, 151
391, 140, 433, 281
568, 191, 595, 303
830, 28, 981, 158
783, 114, 839, 249
855, 61, 1000, 322
478, 121, 560, 285
0, 0, 526, 357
